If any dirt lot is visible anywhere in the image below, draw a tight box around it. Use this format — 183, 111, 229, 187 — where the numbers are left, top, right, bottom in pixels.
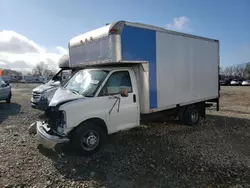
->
0, 84, 250, 188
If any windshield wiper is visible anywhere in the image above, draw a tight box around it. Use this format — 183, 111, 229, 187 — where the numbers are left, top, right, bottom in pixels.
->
70, 89, 79, 95
83, 94, 93, 97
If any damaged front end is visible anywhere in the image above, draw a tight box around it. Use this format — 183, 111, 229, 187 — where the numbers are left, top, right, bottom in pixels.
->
33, 86, 83, 149
36, 121, 69, 149
47, 107, 67, 136
36, 107, 69, 149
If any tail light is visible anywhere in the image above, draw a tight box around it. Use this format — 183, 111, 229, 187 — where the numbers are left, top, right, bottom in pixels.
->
109, 21, 125, 35
109, 29, 118, 34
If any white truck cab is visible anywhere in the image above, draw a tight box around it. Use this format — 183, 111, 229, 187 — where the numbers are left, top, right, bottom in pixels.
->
37, 66, 141, 155
36, 21, 219, 155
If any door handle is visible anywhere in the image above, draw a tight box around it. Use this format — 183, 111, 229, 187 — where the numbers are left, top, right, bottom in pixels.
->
133, 94, 136, 103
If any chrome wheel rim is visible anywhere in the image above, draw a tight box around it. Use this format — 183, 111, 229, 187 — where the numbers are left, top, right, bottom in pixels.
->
80, 130, 99, 151
191, 109, 198, 123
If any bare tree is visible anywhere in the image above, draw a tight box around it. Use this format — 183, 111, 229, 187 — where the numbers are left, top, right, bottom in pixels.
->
245, 62, 250, 79
224, 66, 234, 77
43, 69, 57, 78
223, 64, 248, 79
32, 62, 45, 76
220, 66, 224, 75
32, 62, 57, 77
233, 64, 245, 78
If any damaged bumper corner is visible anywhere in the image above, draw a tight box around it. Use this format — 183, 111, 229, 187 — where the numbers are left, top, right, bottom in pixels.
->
36, 121, 69, 149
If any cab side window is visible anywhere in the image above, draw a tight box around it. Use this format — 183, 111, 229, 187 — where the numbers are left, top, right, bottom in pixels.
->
100, 71, 132, 96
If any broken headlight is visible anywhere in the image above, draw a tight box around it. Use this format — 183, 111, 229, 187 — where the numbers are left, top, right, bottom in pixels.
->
56, 111, 67, 135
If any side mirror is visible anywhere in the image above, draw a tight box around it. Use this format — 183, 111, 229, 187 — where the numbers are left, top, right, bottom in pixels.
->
120, 88, 128, 97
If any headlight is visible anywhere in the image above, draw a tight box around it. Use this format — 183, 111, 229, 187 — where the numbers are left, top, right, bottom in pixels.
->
59, 110, 66, 126
40, 92, 47, 100
47, 89, 56, 102
57, 110, 67, 134
47, 92, 53, 102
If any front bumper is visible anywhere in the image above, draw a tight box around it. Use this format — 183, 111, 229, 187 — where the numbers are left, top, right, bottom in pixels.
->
36, 121, 69, 149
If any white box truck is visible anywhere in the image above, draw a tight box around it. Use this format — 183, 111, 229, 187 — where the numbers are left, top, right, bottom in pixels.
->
36, 21, 219, 155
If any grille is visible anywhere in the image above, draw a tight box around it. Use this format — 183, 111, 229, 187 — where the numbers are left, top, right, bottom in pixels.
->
32, 92, 41, 99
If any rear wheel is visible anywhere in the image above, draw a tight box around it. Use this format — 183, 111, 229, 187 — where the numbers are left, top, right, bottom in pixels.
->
183, 105, 200, 126
71, 121, 106, 156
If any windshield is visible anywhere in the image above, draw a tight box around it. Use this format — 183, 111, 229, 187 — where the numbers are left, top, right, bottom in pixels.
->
64, 69, 109, 97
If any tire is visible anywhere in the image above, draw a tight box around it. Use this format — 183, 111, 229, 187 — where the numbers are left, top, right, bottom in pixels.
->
183, 105, 200, 126
6, 92, 11, 103
71, 121, 107, 156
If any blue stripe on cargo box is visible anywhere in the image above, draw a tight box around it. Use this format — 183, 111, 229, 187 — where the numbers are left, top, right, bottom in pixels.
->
121, 25, 157, 109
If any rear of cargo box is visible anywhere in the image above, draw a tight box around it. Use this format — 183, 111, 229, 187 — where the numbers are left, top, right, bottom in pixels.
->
120, 22, 219, 113
155, 31, 219, 111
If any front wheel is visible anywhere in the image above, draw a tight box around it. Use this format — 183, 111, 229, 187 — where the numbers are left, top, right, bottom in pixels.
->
71, 122, 106, 156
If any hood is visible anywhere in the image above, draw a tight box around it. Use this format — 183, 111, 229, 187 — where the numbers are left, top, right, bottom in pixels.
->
49, 87, 83, 107
47, 80, 61, 86
33, 84, 58, 93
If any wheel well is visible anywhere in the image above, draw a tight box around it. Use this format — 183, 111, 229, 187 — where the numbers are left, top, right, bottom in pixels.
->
179, 102, 206, 118
69, 118, 108, 138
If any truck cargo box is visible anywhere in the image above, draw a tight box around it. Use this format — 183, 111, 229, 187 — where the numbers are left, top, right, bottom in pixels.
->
69, 21, 219, 113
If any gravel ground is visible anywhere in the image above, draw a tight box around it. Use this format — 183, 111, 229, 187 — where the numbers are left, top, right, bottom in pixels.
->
0, 84, 250, 188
